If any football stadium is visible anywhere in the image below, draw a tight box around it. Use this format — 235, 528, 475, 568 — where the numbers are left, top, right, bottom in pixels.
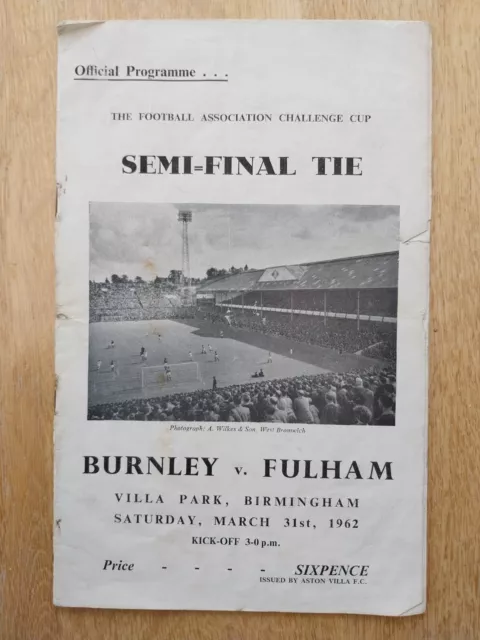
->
88, 251, 398, 425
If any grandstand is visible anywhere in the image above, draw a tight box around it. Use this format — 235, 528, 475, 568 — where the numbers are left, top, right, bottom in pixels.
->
196, 252, 398, 361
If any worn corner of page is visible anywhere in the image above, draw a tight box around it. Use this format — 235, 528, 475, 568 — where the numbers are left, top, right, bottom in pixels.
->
57, 21, 105, 36
400, 599, 426, 616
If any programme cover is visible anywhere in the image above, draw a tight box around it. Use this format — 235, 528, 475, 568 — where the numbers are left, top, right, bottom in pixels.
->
54, 20, 431, 615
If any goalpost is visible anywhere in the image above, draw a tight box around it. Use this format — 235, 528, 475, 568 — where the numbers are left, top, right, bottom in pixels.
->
141, 362, 200, 389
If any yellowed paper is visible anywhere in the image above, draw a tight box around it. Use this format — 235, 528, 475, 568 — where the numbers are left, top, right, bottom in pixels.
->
54, 20, 430, 614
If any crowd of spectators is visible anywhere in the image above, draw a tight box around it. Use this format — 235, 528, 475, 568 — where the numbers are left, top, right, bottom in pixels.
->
230, 289, 397, 318
89, 282, 181, 322
88, 368, 396, 425
361, 340, 397, 363
217, 312, 396, 363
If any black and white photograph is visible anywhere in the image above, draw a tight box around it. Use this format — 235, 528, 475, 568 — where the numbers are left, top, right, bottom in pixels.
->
87, 203, 398, 425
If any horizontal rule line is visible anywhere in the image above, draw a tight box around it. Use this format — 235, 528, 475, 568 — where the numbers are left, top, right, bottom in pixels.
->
73, 78, 228, 82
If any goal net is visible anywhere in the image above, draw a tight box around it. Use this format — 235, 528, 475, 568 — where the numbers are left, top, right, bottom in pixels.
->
141, 362, 200, 390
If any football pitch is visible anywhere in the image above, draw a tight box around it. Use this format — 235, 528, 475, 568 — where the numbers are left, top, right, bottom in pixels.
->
88, 319, 330, 405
